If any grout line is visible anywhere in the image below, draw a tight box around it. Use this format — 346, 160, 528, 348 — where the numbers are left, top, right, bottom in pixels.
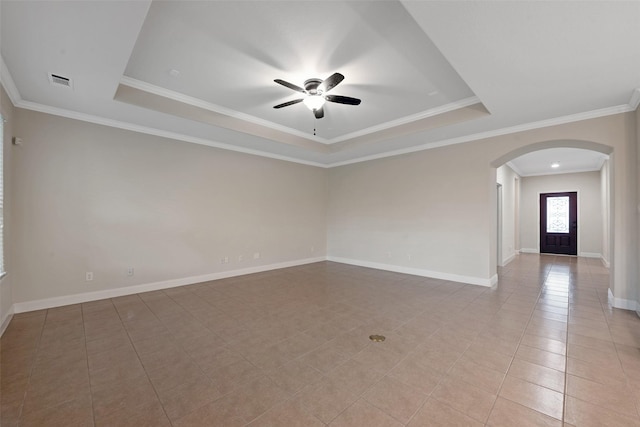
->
111, 295, 174, 425
484, 257, 552, 425
79, 305, 97, 427
13, 311, 47, 425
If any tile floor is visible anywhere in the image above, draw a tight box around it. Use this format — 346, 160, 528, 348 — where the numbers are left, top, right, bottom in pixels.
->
2, 254, 640, 426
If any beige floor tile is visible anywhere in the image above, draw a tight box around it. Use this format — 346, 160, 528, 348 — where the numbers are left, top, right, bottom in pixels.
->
5, 256, 640, 425
207, 358, 262, 394
564, 396, 640, 427
388, 356, 443, 395
461, 347, 514, 374
265, 359, 323, 397
515, 344, 566, 372
431, 377, 497, 423
91, 374, 159, 419
219, 376, 289, 423
96, 401, 171, 427
448, 356, 505, 394
508, 358, 565, 393
89, 357, 148, 390
521, 333, 567, 356
487, 396, 562, 427
566, 356, 627, 386
299, 344, 349, 374
408, 397, 484, 427
172, 394, 244, 427
326, 358, 385, 396
330, 399, 403, 427
157, 377, 223, 421
499, 376, 564, 420
363, 375, 428, 424
248, 400, 325, 427
567, 332, 616, 353
566, 374, 639, 418
19, 395, 93, 427
292, 377, 360, 424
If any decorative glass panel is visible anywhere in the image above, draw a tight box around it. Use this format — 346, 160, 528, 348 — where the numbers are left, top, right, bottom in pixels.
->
547, 196, 569, 233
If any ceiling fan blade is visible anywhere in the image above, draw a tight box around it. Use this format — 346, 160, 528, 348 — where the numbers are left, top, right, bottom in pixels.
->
318, 73, 344, 93
314, 107, 324, 119
274, 79, 306, 93
325, 94, 361, 105
273, 98, 304, 109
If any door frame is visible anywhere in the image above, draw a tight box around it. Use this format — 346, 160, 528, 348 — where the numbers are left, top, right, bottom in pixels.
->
537, 189, 580, 256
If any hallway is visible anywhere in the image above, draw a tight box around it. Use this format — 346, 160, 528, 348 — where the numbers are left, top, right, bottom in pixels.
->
1, 254, 639, 426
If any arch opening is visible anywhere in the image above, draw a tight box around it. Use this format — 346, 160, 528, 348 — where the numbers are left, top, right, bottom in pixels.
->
490, 139, 613, 289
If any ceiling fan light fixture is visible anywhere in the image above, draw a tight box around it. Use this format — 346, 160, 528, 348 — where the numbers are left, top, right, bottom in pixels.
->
551, 162, 560, 168
303, 95, 325, 111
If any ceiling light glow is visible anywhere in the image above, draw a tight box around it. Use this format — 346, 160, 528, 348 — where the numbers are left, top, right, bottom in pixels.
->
303, 95, 325, 111
551, 162, 560, 168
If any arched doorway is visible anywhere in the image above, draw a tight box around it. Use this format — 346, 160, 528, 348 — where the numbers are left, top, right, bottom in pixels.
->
490, 139, 613, 286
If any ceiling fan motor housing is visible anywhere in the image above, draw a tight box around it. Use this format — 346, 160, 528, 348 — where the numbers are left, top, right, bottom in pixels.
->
304, 78, 322, 94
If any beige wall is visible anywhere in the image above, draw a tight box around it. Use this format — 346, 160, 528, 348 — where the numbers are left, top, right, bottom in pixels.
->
329, 113, 637, 302
637, 105, 640, 311
601, 160, 611, 266
1, 87, 14, 331
497, 164, 520, 265
328, 142, 494, 285
10, 109, 327, 305
519, 171, 603, 257
3, 102, 638, 312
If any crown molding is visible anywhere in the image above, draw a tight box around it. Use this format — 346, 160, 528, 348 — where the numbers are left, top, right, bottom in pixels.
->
505, 161, 524, 176
120, 77, 484, 147
0, 55, 22, 106
4, 61, 638, 170
328, 96, 481, 144
517, 165, 605, 177
327, 103, 635, 168
120, 76, 328, 144
16, 100, 327, 168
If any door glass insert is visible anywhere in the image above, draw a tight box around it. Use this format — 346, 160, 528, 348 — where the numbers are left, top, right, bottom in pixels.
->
546, 196, 570, 233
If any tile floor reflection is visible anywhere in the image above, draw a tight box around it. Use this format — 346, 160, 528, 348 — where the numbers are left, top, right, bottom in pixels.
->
2, 254, 640, 426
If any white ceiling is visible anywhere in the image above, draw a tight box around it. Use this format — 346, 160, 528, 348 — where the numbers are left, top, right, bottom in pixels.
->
508, 148, 608, 177
1, 1, 639, 169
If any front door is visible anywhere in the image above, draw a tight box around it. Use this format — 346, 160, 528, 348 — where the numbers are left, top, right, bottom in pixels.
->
540, 192, 577, 255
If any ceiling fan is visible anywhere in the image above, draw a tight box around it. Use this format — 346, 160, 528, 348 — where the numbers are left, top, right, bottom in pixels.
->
273, 72, 361, 119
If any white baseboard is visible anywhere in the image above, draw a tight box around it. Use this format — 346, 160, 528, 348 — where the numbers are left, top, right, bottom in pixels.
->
0, 305, 14, 337
327, 256, 495, 287
12, 257, 327, 314
501, 253, 517, 266
519, 248, 539, 254
608, 288, 638, 311
579, 252, 602, 259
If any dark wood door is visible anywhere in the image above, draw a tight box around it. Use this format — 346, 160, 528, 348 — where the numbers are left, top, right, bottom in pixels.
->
540, 192, 577, 255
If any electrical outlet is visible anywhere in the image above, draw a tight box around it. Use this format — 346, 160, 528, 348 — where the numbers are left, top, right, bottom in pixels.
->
85, 272, 93, 281
386, 251, 392, 258
253, 252, 260, 259
238, 255, 244, 262
310, 246, 315, 253
127, 267, 134, 277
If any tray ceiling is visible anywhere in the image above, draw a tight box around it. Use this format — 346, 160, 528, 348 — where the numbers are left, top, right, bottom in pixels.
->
1, 1, 639, 168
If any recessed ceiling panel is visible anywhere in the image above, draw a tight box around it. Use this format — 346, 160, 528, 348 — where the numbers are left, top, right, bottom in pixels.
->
123, 1, 476, 139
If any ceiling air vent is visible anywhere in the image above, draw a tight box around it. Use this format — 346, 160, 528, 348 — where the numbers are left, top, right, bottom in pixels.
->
48, 73, 73, 89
